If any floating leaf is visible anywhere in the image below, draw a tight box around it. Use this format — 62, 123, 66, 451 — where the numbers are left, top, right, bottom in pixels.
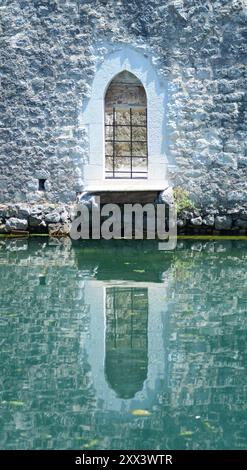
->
204, 421, 216, 431
9, 400, 25, 407
133, 269, 145, 273
130, 409, 151, 417
180, 431, 194, 437
84, 439, 98, 448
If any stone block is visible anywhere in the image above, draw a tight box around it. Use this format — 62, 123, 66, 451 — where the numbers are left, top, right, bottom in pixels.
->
215, 216, 232, 230
5, 217, 28, 231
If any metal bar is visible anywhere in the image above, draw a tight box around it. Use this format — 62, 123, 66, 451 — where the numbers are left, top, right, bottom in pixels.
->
113, 107, 115, 178
106, 155, 147, 159
105, 140, 147, 144
105, 171, 148, 174
105, 106, 148, 179
105, 124, 146, 128
145, 107, 148, 163
130, 107, 133, 179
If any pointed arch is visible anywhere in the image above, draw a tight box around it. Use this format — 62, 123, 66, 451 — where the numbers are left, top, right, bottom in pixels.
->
80, 45, 168, 191
104, 71, 148, 179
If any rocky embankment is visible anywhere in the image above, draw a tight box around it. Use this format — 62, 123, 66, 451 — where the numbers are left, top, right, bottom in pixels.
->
0, 204, 72, 237
0, 203, 247, 237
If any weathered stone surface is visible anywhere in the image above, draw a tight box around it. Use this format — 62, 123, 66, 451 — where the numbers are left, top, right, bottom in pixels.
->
29, 215, 45, 228
190, 216, 203, 226
215, 216, 232, 230
240, 209, 247, 220
202, 215, 215, 227
0, 1, 246, 212
16, 205, 31, 218
5, 218, 28, 231
0, 206, 7, 218
0, 224, 7, 234
45, 211, 61, 223
234, 219, 247, 228
48, 223, 71, 237
180, 211, 194, 221
156, 187, 174, 205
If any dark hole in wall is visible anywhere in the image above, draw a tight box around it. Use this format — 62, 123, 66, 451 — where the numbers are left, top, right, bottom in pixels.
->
39, 276, 46, 286
38, 179, 46, 191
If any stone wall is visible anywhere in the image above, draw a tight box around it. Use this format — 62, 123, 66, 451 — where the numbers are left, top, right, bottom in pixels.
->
1, 200, 247, 235
0, 0, 247, 212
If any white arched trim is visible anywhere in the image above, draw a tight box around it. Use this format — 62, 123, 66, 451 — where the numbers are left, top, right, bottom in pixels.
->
80, 45, 169, 191
81, 280, 169, 411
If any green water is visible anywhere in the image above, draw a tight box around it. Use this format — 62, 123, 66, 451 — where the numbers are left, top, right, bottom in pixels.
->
0, 238, 246, 450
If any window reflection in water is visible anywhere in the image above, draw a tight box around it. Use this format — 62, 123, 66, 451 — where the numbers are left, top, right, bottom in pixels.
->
105, 287, 148, 399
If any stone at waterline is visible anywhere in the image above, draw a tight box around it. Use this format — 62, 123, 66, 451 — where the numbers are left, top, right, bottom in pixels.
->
202, 215, 215, 227
234, 219, 247, 228
240, 209, 247, 220
48, 223, 71, 237
0, 206, 8, 218
0, 224, 7, 234
29, 215, 46, 228
180, 210, 194, 221
190, 216, 203, 226
5, 218, 28, 231
45, 211, 61, 223
215, 216, 232, 230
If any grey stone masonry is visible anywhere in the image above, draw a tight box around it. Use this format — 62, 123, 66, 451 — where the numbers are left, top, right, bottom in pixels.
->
0, 0, 246, 220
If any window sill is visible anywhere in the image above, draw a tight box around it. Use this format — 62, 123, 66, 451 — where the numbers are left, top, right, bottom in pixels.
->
84, 179, 166, 192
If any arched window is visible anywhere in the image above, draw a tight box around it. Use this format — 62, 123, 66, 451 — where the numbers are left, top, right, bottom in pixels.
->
104, 287, 148, 399
104, 71, 147, 179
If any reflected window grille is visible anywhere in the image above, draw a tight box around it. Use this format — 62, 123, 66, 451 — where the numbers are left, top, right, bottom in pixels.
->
105, 287, 148, 398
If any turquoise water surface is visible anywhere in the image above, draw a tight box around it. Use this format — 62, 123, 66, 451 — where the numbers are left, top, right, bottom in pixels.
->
0, 238, 246, 450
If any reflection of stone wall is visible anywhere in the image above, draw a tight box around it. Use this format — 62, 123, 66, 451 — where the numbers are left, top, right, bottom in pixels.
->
0, 240, 246, 450
0, 239, 95, 450
165, 241, 247, 450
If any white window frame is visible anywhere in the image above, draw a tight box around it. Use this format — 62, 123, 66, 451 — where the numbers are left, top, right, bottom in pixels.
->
82, 280, 168, 410
80, 45, 168, 191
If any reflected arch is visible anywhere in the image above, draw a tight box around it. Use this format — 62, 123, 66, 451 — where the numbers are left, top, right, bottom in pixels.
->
104, 286, 148, 399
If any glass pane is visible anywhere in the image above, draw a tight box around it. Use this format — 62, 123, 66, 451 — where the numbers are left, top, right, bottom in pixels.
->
105, 125, 113, 140
105, 108, 113, 125
114, 157, 131, 175
115, 109, 130, 125
105, 288, 148, 398
132, 142, 147, 157
115, 142, 131, 157
132, 157, 147, 177
132, 126, 146, 141
131, 108, 146, 125
115, 126, 130, 141
105, 142, 113, 156
105, 156, 113, 171
132, 157, 147, 172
